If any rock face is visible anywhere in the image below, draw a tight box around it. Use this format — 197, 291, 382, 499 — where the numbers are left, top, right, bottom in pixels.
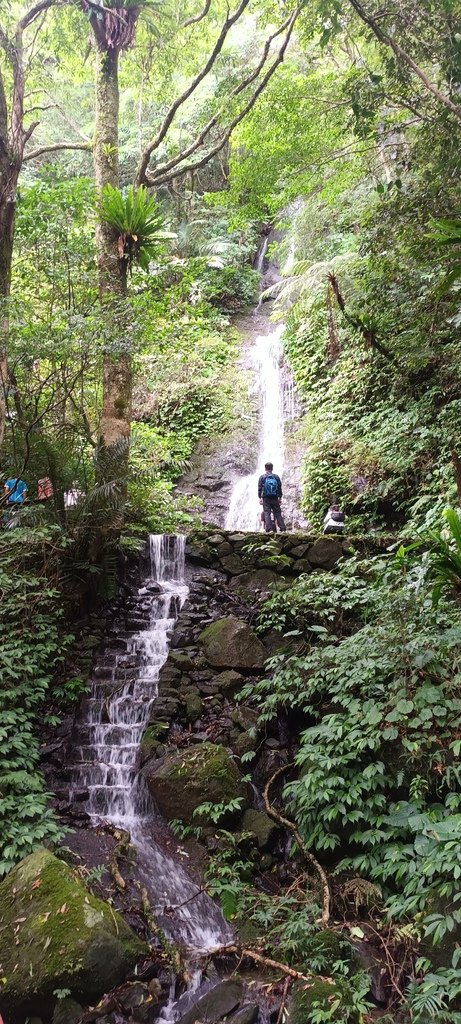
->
0, 849, 146, 1020
175, 980, 243, 1024
145, 742, 249, 824
199, 616, 266, 670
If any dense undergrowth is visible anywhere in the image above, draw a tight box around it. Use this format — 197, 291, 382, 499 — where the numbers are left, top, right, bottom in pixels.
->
195, 527, 461, 1022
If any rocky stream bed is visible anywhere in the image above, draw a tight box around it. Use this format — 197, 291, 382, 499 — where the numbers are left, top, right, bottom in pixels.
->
0, 528, 395, 1024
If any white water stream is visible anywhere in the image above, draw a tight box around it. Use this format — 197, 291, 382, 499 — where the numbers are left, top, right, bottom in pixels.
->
225, 321, 296, 531
71, 534, 231, 951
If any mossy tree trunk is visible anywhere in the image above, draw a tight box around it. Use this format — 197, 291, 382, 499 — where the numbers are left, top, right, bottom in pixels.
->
92, 31, 132, 466
0, 154, 17, 449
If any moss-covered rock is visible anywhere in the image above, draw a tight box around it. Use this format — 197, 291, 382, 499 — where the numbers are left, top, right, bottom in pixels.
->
307, 538, 343, 570
184, 690, 203, 722
212, 670, 244, 693
229, 569, 278, 600
145, 742, 249, 824
289, 977, 358, 1024
140, 722, 170, 762
199, 616, 266, 670
241, 809, 279, 850
0, 849, 146, 1019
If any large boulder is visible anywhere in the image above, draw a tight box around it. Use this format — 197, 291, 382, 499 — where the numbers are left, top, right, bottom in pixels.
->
229, 569, 278, 601
241, 809, 279, 850
307, 538, 343, 570
0, 849, 146, 1020
145, 742, 249, 824
199, 616, 266, 670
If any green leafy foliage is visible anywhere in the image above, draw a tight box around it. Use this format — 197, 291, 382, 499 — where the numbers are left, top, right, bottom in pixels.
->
0, 528, 70, 874
101, 184, 175, 271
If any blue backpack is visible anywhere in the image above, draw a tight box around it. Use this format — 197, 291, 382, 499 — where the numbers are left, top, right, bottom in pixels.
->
263, 473, 278, 497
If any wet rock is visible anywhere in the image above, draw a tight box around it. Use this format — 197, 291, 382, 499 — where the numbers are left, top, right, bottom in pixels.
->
216, 541, 233, 556
226, 1005, 259, 1024
290, 543, 310, 558
292, 558, 312, 574
241, 809, 279, 849
140, 722, 170, 762
145, 742, 249, 824
169, 651, 196, 671
0, 849, 146, 1018
185, 690, 204, 722
184, 542, 213, 566
229, 568, 278, 599
220, 553, 245, 575
199, 616, 266, 670
307, 538, 343, 570
175, 980, 243, 1024
52, 998, 83, 1024
212, 669, 245, 693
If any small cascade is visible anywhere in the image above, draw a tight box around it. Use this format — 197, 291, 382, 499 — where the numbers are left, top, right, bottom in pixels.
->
254, 234, 269, 273
70, 534, 231, 951
226, 322, 297, 531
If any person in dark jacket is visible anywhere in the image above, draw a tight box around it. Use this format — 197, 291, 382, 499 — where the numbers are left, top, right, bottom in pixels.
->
258, 461, 286, 533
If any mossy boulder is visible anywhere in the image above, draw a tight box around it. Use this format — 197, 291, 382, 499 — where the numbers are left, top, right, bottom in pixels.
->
229, 569, 278, 601
289, 977, 358, 1024
140, 722, 170, 762
241, 809, 279, 850
307, 538, 343, 570
0, 849, 146, 1019
199, 616, 266, 670
212, 670, 244, 693
145, 742, 249, 824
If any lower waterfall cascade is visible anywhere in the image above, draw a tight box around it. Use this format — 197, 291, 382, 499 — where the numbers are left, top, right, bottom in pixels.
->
70, 533, 232, 951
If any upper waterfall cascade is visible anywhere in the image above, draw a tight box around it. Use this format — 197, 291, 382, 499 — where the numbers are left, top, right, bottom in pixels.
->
71, 534, 231, 951
226, 320, 297, 531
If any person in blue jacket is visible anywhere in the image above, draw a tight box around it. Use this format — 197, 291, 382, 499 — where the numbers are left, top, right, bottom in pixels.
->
258, 461, 286, 533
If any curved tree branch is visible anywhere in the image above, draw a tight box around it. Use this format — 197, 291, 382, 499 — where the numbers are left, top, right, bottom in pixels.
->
23, 139, 92, 161
139, 11, 294, 187
136, 0, 252, 186
181, 0, 212, 29
263, 763, 331, 927
147, 6, 302, 188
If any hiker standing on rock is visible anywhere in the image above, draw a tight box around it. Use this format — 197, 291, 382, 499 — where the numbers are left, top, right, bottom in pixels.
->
258, 461, 286, 533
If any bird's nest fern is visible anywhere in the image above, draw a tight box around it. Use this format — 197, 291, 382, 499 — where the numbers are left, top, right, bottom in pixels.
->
100, 184, 175, 273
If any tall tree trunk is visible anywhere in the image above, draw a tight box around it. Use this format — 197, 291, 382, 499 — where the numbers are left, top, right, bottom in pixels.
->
0, 154, 21, 447
93, 45, 131, 453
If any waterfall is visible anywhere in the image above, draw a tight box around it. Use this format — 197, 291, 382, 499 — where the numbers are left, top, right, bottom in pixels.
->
71, 534, 231, 951
226, 322, 296, 531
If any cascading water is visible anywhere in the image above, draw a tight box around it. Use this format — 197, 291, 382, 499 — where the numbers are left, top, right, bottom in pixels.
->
71, 534, 231, 951
225, 321, 296, 531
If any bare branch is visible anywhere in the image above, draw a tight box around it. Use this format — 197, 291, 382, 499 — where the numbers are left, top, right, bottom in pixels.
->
136, 0, 252, 186
149, 6, 301, 188
23, 139, 92, 161
347, 0, 461, 123
181, 0, 212, 29
20, 0, 58, 32
140, 11, 294, 186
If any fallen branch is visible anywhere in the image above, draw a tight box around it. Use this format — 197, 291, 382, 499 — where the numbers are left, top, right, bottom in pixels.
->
263, 764, 331, 926
205, 944, 334, 984
108, 826, 131, 890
